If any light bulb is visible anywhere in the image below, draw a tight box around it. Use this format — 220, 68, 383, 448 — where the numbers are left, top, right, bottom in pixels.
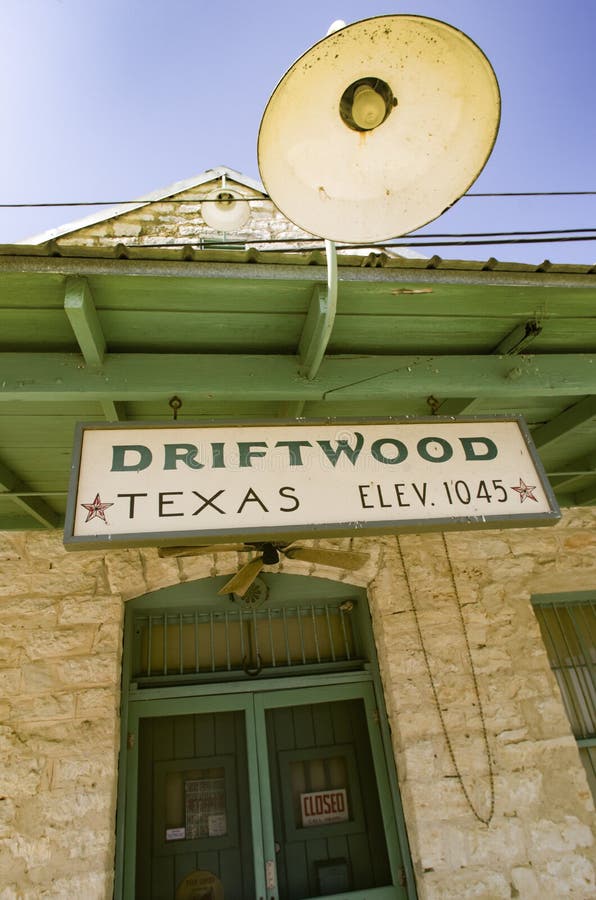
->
351, 84, 386, 130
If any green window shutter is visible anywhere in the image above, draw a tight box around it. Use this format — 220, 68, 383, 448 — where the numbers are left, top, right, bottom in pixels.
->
532, 592, 596, 799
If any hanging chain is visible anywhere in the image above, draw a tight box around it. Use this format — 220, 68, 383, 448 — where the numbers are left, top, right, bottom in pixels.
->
396, 534, 495, 825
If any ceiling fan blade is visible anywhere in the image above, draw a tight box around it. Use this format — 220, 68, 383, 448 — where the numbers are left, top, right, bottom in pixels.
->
218, 558, 265, 596
284, 547, 370, 570
158, 544, 249, 558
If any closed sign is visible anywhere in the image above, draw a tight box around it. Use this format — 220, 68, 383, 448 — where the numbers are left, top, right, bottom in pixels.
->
301, 788, 349, 826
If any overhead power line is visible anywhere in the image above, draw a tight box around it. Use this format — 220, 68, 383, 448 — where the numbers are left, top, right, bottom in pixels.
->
1, 190, 596, 209
126, 231, 596, 250
143, 228, 596, 245
466, 190, 596, 197
276, 236, 596, 250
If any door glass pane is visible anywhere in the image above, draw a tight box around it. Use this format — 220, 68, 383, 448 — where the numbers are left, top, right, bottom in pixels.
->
162, 766, 227, 839
266, 699, 392, 899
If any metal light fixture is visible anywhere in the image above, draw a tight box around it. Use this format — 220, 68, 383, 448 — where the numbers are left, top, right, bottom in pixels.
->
257, 15, 500, 243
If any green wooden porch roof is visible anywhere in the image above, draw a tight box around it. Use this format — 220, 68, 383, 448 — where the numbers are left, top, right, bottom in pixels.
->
0, 241, 595, 530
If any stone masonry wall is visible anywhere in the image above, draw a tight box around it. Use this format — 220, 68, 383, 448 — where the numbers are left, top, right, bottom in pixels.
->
0, 510, 594, 899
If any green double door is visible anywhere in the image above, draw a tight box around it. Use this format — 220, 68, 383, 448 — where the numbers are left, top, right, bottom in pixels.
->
124, 682, 407, 900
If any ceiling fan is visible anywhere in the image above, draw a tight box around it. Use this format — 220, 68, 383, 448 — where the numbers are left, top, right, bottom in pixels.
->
158, 541, 370, 596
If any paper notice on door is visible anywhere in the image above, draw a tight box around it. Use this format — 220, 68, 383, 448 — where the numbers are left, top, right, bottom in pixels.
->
185, 776, 226, 839
208, 814, 227, 837
166, 827, 186, 841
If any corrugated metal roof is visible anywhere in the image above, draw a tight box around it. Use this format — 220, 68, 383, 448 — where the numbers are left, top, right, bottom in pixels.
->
1, 240, 595, 276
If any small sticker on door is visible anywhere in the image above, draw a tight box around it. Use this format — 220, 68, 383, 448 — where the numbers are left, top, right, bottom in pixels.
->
166, 827, 186, 841
266, 860, 276, 890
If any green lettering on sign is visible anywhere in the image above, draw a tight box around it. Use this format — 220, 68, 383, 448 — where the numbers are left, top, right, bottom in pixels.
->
317, 432, 364, 467
111, 445, 152, 472
163, 444, 204, 470
459, 437, 498, 461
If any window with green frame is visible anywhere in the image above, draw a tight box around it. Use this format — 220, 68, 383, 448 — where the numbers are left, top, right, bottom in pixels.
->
532, 592, 595, 800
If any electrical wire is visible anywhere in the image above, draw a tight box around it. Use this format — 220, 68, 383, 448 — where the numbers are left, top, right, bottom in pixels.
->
120, 233, 596, 251
260, 235, 596, 250
2, 192, 594, 251
1, 190, 596, 208
466, 190, 596, 197
131, 227, 596, 247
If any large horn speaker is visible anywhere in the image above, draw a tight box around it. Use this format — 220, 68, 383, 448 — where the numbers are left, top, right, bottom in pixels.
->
258, 15, 500, 243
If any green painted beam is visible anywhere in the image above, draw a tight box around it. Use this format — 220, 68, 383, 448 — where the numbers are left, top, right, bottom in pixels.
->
0, 515, 50, 530
0, 458, 61, 529
278, 400, 307, 418
64, 273, 126, 423
0, 352, 595, 401
102, 400, 127, 421
64, 275, 106, 366
548, 451, 596, 492
572, 482, 596, 506
0, 491, 67, 497
531, 396, 596, 451
435, 398, 477, 415
435, 322, 544, 416
493, 320, 542, 355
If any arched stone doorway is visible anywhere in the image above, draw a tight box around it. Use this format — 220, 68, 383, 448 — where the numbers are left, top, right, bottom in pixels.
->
114, 572, 415, 899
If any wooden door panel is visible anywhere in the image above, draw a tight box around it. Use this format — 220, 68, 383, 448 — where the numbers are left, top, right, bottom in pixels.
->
266, 699, 392, 899
136, 711, 254, 900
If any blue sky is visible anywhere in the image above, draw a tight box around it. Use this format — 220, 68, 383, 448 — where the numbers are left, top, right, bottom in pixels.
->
1, 0, 594, 263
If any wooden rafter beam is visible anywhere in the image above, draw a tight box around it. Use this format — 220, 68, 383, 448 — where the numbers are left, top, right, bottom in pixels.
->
64, 275, 106, 365
101, 400, 127, 421
278, 401, 308, 418
531, 396, 596, 452
0, 515, 51, 530
435, 398, 477, 416
549, 457, 596, 494
570, 481, 596, 507
63, 276, 126, 422
0, 352, 594, 402
493, 320, 542, 356
0, 458, 60, 529
2, 351, 596, 402
433, 320, 544, 416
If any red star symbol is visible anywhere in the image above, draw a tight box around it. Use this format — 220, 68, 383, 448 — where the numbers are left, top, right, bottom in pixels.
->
510, 478, 539, 503
81, 493, 114, 524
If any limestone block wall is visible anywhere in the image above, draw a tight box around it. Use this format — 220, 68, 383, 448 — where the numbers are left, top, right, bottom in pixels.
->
0, 511, 594, 899
368, 513, 596, 900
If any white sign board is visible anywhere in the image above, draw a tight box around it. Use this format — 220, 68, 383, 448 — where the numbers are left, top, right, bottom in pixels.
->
300, 788, 349, 827
64, 417, 559, 549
